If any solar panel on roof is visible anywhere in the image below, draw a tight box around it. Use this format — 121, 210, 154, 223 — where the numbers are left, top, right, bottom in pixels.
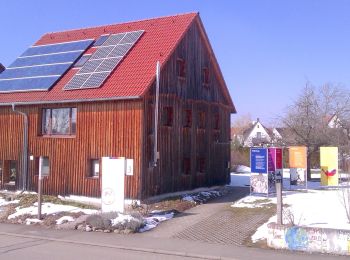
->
64, 30, 143, 90
93, 35, 109, 47
10, 52, 82, 67
0, 39, 93, 92
74, 54, 92, 68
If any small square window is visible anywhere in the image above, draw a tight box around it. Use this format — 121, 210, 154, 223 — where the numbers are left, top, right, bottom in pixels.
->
183, 109, 192, 128
202, 67, 210, 85
162, 107, 173, 126
89, 159, 100, 178
177, 58, 186, 78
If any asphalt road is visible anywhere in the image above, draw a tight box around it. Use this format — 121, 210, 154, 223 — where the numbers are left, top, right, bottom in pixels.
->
0, 223, 347, 260
0, 234, 196, 260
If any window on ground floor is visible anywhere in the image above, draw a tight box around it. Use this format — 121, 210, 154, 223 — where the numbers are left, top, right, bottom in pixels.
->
183, 157, 191, 175
197, 157, 206, 173
89, 159, 100, 178
40, 156, 50, 177
9, 160, 17, 182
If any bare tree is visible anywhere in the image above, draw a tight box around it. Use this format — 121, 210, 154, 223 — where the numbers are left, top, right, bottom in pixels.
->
279, 83, 350, 178
231, 113, 252, 147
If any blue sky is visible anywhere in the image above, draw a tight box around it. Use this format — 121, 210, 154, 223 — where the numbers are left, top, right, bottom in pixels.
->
1, 1, 349, 125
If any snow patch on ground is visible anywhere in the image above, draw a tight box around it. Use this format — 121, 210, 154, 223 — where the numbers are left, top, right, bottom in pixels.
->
231, 170, 350, 243
56, 216, 75, 225
251, 215, 276, 242
0, 198, 20, 208
111, 213, 137, 226
235, 165, 251, 173
231, 188, 350, 243
181, 190, 222, 204
232, 196, 275, 208
8, 202, 98, 219
139, 212, 174, 232
25, 218, 42, 225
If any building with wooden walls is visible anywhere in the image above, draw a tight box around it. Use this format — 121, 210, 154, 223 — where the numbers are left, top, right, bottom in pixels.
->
0, 13, 235, 200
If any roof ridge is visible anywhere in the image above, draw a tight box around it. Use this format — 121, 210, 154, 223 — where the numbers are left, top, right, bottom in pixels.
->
42, 12, 198, 36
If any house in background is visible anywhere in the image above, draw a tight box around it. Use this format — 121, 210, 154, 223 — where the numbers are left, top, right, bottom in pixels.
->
232, 118, 282, 147
0, 13, 235, 200
327, 114, 341, 128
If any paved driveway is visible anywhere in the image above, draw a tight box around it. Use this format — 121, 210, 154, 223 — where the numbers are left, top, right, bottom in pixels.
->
139, 187, 271, 246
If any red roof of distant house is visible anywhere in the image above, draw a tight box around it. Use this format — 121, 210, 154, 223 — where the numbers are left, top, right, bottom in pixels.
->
0, 13, 234, 110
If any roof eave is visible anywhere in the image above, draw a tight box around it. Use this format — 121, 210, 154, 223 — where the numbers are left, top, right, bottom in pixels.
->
0, 96, 141, 106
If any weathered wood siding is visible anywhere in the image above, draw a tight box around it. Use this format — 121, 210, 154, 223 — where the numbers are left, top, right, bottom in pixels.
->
142, 19, 232, 198
0, 100, 143, 198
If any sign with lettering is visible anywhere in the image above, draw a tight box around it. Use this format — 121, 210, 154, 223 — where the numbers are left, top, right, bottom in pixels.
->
251, 148, 268, 174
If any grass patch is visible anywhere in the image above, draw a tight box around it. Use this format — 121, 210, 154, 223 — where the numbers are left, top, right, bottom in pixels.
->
229, 203, 277, 247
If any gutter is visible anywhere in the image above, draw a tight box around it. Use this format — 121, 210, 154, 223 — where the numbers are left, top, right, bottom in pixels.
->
0, 96, 141, 107
11, 104, 28, 191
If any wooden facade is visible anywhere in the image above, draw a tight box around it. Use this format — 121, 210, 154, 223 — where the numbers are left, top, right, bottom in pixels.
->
0, 16, 234, 200
141, 19, 233, 198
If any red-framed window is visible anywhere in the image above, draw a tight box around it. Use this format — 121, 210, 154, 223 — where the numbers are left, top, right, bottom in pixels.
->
183, 157, 191, 175
198, 111, 206, 129
183, 109, 192, 127
202, 67, 210, 85
177, 58, 186, 78
213, 113, 220, 130
197, 157, 206, 173
42, 107, 77, 136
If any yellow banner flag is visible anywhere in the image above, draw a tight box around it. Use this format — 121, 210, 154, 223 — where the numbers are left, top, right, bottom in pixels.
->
320, 147, 338, 186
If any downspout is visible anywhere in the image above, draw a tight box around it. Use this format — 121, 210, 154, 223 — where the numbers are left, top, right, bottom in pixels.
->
153, 61, 160, 167
12, 104, 28, 191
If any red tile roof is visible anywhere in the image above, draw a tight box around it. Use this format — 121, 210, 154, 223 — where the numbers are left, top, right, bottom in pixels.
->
0, 13, 234, 111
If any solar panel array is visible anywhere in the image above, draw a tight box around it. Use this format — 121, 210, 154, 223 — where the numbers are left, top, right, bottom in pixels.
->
64, 30, 144, 90
0, 39, 93, 92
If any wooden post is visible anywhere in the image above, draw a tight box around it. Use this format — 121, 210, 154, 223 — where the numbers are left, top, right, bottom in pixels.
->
276, 170, 283, 225
38, 156, 43, 220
